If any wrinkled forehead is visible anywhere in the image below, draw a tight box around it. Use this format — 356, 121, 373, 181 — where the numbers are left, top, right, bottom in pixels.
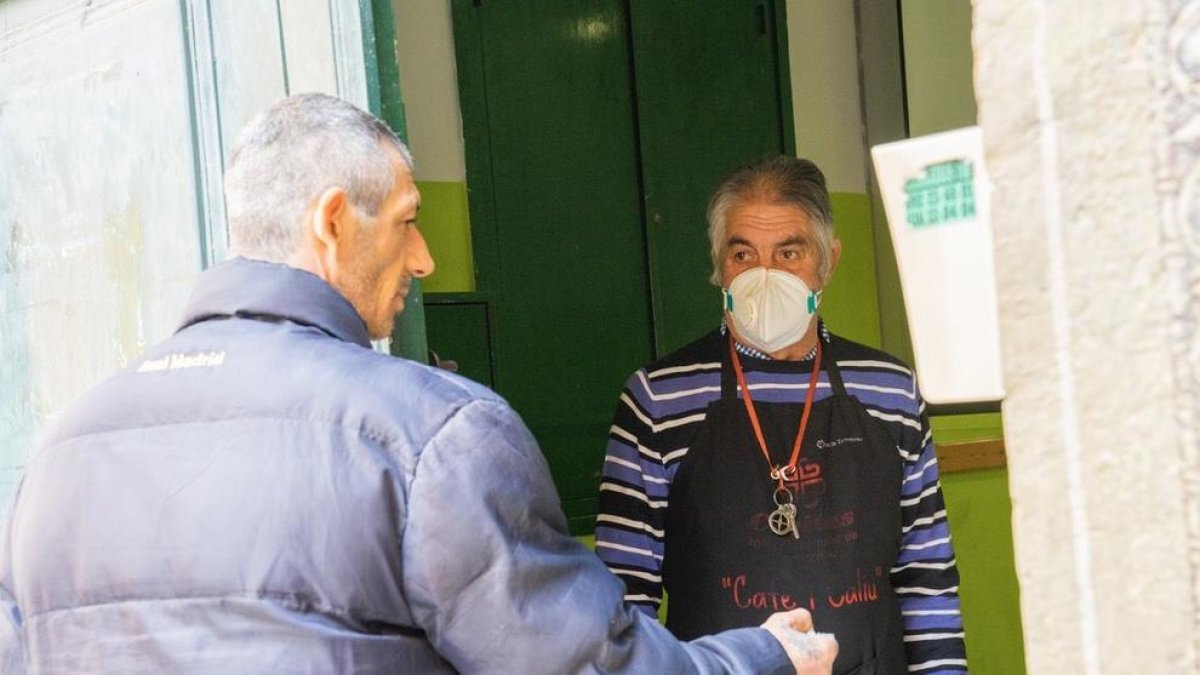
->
726, 199, 814, 231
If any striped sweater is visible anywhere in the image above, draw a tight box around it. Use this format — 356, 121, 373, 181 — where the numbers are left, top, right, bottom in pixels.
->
595, 326, 968, 674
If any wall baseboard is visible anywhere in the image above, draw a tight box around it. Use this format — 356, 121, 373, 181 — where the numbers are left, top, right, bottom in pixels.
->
938, 439, 1006, 473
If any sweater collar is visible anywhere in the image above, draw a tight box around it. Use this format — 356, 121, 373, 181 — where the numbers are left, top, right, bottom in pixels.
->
719, 317, 828, 362
177, 258, 371, 348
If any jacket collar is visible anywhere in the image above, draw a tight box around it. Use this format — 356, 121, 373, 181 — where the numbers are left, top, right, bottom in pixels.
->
177, 257, 372, 348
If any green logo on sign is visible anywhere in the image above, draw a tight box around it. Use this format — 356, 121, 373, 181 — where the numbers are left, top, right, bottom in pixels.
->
904, 159, 975, 228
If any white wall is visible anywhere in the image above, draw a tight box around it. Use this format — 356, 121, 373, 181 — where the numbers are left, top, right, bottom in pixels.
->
0, 0, 369, 513
975, 0, 1200, 671
0, 0, 202, 505
393, 1, 466, 183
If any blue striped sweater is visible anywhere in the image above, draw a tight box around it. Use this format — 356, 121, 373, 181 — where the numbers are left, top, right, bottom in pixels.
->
595, 325, 968, 674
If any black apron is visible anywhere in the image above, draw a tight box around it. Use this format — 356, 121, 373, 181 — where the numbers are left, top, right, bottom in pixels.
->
662, 334, 907, 675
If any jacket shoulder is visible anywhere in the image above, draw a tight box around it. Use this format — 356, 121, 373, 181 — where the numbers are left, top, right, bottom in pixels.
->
309, 341, 508, 446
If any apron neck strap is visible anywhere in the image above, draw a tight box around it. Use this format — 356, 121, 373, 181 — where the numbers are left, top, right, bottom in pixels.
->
720, 333, 738, 398
823, 334, 847, 396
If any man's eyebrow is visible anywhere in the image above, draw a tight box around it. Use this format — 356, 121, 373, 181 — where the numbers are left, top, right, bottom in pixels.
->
777, 236, 808, 247
726, 236, 752, 247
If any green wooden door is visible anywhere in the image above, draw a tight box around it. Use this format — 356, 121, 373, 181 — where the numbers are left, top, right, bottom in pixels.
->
453, 0, 792, 533
457, 0, 655, 531
630, 0, 792, 355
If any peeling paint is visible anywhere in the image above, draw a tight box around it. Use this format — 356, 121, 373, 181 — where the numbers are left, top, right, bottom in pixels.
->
80, 0, 94, 28
0, 0, 355, 523
0, 214, 34, 509
1, 218, 28, 276
103, 202, 145, 367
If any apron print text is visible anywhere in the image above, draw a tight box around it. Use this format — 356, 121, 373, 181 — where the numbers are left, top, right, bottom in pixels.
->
814, 436, 863, 450
746, 509, 860, 559
718, 567, 885, 613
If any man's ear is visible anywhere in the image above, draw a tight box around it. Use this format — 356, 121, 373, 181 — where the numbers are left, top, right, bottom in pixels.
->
312, 186, 351, 252
288, 187, 353, 282
825, 238, 842, 285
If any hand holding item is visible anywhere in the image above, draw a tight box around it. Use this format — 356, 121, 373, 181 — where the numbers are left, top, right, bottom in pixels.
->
760, 608, 838, 675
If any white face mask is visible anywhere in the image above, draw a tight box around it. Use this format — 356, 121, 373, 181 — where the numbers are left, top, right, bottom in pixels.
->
722, 267, 821, 354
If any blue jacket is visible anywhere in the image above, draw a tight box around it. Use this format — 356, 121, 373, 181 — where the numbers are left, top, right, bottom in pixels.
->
0, 259, 790, 674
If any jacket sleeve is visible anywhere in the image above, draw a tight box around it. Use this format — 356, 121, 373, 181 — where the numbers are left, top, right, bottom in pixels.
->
594, 370, 669, 618
401, 399, 791, 675
891, 390, 968, 674
0, 486, 25, 675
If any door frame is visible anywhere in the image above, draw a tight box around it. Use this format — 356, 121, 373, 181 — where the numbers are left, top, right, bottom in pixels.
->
363, 0, 430, 362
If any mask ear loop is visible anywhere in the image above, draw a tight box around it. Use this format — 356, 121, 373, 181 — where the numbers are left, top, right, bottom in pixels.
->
807, 290, 822, 314
723, 287, 735, 313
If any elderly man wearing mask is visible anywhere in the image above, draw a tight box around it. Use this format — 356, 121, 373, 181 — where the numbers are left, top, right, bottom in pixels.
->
596, 156, 968, 675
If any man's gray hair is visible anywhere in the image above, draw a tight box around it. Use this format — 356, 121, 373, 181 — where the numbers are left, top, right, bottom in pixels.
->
224, 93, 414, 262
706, 155, 834, 285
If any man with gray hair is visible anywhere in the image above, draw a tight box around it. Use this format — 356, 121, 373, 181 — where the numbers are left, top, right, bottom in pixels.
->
596, 156, 968, 674
0, 95, 836, 673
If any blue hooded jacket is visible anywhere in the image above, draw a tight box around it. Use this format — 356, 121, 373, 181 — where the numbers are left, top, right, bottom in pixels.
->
0, 258, 790, 674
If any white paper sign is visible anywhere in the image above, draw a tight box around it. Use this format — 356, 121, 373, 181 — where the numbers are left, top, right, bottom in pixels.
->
870, 127, 1004, 406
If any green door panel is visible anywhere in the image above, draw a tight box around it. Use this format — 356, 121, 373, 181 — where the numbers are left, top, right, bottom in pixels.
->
466, 0, 655, 532
424, 299, 494, 389
629, 0, 790, 355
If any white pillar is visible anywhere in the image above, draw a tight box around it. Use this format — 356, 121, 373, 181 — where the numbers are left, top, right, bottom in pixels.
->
974, 0, 1200, 672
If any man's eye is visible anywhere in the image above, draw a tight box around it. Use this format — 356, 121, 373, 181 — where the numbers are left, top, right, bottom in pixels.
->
780, 249, 800, 260
732, 251, 751, 262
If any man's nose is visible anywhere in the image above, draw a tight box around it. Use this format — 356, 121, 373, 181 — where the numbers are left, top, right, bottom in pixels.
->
407, 227, 435, 278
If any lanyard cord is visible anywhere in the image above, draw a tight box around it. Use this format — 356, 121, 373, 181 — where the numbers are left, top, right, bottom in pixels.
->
729, 334, 823, 490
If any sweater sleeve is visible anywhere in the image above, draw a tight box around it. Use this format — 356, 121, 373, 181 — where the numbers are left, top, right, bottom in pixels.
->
595, 370, 669, 618
891, 389, 969, 673
401, 399, 791, 675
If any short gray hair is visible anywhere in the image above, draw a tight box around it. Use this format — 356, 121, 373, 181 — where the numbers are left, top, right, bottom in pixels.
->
706, 155, 834, 285
224, 93, 414, 262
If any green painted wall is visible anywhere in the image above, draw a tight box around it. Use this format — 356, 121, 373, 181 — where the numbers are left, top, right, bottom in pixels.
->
822, 192, 882, 348
900, 0, 978, 139
941, 466, 1025, 675
929, 414, 1023, 674
883, 4, 1022, 669
932, 413, 1004, 443
415, 180, 475, 293
912, 5, 1021, 668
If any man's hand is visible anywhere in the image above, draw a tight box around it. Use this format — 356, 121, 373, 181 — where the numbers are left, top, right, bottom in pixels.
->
760, 609, 838, 674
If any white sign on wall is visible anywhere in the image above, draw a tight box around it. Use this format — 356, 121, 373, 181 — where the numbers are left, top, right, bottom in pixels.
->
871, 126, 1005, 406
